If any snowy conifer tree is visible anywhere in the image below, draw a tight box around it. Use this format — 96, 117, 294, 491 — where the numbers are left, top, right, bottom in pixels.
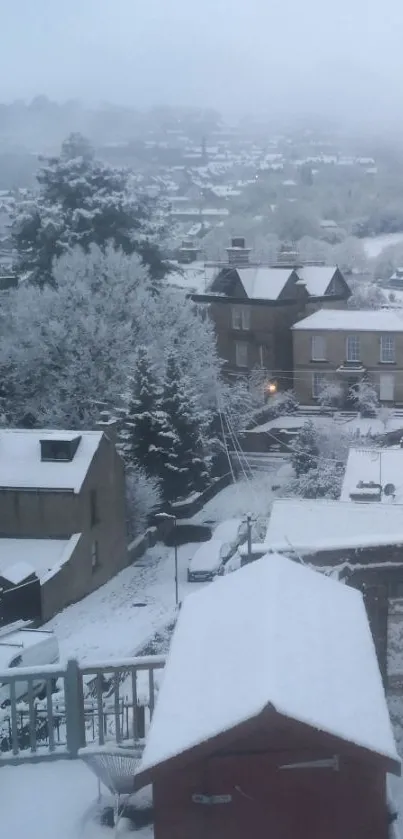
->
123, 346, 166, 479
11, 132, 167, 285
159, 352, 210, 502
290, 420, 319, 477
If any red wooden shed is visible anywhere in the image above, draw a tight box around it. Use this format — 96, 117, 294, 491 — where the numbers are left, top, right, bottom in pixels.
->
134, 554, 401, 839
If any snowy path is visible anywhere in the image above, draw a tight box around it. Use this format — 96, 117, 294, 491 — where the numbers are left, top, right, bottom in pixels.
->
45, 541, 204, 663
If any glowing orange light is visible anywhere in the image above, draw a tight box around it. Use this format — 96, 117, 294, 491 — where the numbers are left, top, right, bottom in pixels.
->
266, 382, 277, 394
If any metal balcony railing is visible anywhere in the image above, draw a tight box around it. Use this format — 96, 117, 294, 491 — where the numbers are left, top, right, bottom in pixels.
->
0, 655, 165, 766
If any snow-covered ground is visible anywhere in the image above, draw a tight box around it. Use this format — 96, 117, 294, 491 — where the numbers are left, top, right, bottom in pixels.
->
46, 471, 282, 663
0, 760, 152, 839
361, 232, 403, 259
45, 541, 203, 662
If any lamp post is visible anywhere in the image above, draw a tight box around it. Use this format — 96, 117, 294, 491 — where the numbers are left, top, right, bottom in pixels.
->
155, 512, 178, 606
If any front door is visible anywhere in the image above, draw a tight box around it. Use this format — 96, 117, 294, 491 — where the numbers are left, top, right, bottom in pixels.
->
379, 373, 395, 402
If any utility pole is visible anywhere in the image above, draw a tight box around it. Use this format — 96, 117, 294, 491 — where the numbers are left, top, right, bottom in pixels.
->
246, 513, 253, 564
155, 512, 179, 606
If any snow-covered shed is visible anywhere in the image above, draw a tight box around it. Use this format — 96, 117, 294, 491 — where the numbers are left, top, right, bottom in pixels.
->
135, 555, 399, 839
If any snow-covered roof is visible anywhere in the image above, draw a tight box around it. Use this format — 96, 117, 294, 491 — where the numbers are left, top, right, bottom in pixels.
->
292, 308, 403, 332
341, 447, 403, 505
236, 267, 294, 300
297, 265, 338, 297
0, 535, 81, 583
0, 430, 103, 492
264, 498, 403, 552
138, 554, 398, 776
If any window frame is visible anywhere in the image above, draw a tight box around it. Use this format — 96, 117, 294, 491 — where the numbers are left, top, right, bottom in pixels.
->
91, 540, 100, 571
90, 489, 99, 527
312, 372, 326, 399
346, 335, 360, 362
235, 340, 248, 368
380, 334, 395, 364
311, 335, 326, 361
231, 305, 250, 331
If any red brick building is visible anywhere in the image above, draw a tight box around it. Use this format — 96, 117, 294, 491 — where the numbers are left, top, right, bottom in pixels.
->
134, 555, 400, 839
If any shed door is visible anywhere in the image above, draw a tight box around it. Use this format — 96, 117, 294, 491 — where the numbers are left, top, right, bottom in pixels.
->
200, 753, 383, 839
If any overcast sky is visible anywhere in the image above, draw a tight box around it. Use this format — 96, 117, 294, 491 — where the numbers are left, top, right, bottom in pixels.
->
1, 0, 402, 120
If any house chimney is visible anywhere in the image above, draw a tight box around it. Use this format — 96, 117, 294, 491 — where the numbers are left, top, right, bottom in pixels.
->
226, 237, 251, 267
275, 241, 300, 267
178, 240, 199, 264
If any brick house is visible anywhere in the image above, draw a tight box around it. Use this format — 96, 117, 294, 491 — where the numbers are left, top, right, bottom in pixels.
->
0, 429, 128, 620
134, 555, 399, 839
292, 308, 403, 406
192, 238, 350, 387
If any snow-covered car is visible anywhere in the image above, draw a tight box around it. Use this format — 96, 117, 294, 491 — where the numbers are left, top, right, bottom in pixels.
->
212, 519, 247, 561
187, 540, 226, 582
0, 622, 59, 706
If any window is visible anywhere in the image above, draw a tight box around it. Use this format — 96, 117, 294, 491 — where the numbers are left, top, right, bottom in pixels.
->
311, 335, 326, 361
235, 341, 248, 368
380, 373, 395, 402
380, 335, 395, 363
9, 655, 22, 668
312, 372, 326, 399
231, 306, 250, 331
91, 540, 99, 571
346, 335, 360, 362
90, 489, 99, 527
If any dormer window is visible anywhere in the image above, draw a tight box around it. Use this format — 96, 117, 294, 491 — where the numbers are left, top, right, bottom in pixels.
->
40, 436, 82, 462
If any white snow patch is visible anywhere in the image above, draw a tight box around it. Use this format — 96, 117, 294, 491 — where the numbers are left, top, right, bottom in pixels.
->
0, 760, 152, 839
44, 542, 204, 663
264, 498, 403, 553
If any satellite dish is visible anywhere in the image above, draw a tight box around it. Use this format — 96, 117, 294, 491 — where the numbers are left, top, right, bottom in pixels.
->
384, 483, 396, 497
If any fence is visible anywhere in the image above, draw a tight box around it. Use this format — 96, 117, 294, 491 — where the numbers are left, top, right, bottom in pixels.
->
0, 654, 165, 766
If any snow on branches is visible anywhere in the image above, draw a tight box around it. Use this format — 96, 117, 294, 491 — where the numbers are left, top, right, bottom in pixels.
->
11, 132, 167, 285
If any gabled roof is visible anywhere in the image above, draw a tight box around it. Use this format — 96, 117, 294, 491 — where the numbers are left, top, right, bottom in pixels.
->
137, 555, 398, 779
264, 498, 403, 552
236, 267, 295, 300
0, 430, 103, 492
341, 447, 403, 505
292, 308, 403, 331
296, 265, 338, 297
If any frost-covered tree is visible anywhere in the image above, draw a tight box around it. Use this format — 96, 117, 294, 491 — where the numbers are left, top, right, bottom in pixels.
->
122, 346, 167, 479
285, 461, 344, 500
158, 353, 210, 502
317, 379, 343, 409
125, 467, 161, 539
349, 379, 379, 416
0, 244, 221, 429
11, 132, 167, 285
332, 237, 368, 273
347, 280, 386, 310
290, 420, 319, 477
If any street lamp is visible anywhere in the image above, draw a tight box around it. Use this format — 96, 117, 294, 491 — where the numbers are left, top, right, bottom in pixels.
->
155, 512, 178, 606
